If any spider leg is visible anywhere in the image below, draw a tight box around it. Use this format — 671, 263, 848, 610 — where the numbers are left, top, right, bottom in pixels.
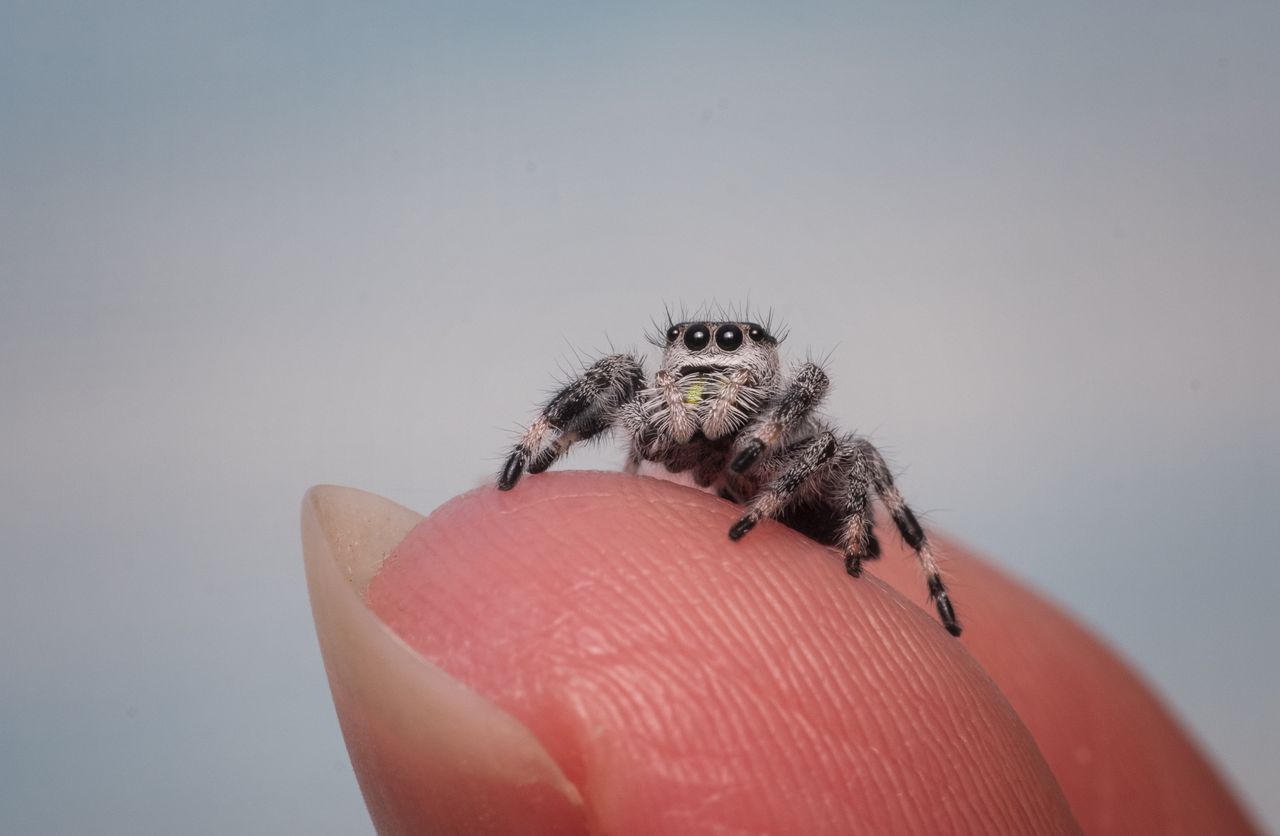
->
728, 431, 838, 540
834, 459, 879, 579
498, 353, 644, 490
730, 362, 829, 474
856, 439, 961, 637
865, 523, 882, 561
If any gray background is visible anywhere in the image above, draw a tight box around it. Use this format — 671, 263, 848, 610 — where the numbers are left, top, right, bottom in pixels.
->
2, 3, 1276, 833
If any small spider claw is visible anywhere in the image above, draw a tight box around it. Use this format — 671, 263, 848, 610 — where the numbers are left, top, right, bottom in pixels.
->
844, 553, 863, 577
927, 573, 962, 637
498, 452, 526, 491
728, 515, 758, 541
730, 440, 765, 474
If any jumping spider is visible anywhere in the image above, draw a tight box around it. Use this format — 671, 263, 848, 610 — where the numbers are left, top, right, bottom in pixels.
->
497, 315, 961, 636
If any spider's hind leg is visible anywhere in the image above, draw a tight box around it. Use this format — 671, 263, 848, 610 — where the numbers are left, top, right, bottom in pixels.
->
877, 477, 961, 636
844, 438, 961, 637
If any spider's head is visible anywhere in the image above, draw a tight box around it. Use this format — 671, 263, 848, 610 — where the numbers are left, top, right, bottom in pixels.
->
656, 321, 782, 381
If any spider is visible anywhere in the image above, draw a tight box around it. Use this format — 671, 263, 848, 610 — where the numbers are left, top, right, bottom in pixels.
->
497, 314, 961, 636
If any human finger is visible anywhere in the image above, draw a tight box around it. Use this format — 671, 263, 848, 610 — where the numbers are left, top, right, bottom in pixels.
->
361, 472, 1079, 834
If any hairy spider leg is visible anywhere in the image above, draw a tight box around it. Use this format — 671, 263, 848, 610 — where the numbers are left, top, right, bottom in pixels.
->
859, 441, 961, 637
728, 431, 839, 540
836, 453, 881, 579
499, 353, 644, 491
731, 362, 829, 474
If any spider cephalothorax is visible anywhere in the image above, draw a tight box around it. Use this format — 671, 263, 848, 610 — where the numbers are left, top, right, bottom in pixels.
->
497, 314, 961, 636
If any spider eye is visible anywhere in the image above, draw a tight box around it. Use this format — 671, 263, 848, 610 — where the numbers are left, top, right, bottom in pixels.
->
715, 323, 743, 351
683, 323, 711, 351
666, 325, 680, 343
748, 324, 768, 342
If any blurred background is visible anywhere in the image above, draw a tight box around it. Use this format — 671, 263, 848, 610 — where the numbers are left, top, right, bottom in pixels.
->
2, 2, 1276, 833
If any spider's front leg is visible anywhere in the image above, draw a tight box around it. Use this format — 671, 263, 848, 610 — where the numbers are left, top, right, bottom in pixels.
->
498, 353, 644, 490
728, 431, 839, 541
729, 362, 829, 474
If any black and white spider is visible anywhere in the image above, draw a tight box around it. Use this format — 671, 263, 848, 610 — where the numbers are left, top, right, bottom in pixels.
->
497, 313, 961, 636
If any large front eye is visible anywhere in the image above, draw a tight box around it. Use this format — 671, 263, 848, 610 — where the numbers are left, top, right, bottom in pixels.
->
666, 325, 680, 343
715, 323, 743, 351
683, 323, 711, 351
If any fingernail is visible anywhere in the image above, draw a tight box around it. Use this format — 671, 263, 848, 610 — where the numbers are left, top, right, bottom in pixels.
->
301, 486, 586, 835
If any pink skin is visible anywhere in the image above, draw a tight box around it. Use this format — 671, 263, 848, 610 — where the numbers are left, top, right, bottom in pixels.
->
306, 473, 1259, 835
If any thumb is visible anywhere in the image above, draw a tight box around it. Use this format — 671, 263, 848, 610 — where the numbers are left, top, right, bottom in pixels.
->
302, 485, 586, 835
307, 474, 1078, 834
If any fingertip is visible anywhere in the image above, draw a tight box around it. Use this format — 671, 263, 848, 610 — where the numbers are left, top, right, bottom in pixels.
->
369, 472, 1079, 834
301, 486, 587, 835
